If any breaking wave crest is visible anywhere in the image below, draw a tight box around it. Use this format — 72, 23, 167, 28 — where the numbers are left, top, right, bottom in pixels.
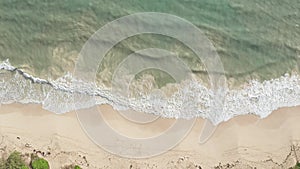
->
1, 59, 300, 125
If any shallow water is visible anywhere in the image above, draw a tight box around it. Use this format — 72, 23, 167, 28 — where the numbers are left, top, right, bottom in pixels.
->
0, 0, 299, 84
0, 1, 300, 124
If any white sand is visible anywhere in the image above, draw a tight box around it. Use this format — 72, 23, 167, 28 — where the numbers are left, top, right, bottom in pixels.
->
0, 103, 300, 168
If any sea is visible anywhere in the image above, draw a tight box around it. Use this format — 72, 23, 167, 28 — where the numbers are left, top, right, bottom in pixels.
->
0, 0, 299, 125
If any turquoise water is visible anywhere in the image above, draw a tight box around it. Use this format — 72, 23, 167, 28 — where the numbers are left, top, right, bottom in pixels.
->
0, 0, 299, 85
0, 0, 300, 124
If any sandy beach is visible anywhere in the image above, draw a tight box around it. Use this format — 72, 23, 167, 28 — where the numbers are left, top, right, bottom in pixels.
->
0, 103, 300, 169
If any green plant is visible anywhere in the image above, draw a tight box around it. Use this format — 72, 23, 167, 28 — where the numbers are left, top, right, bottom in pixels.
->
5, 151, 29, 169
21, 165, 30, 169
74, 165, 81, 169
31, 158, 49, 169
290, 163, 300, 169
62, 164, 82, 169
0, 159, 5, 169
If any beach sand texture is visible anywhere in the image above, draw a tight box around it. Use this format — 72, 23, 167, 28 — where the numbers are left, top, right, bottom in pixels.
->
0, 103, 300, 168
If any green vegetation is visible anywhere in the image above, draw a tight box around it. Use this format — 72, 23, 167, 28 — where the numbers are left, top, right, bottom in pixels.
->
1, 151, 30, 169
290, 163, 300, 169
31, 158, 49, 169
0, 151, 82, 169
62, 164, 82, 169
0, 159, 5, 169
74, 165, 81, 169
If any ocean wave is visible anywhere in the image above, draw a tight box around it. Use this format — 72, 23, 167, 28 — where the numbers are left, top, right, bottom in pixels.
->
0, 59, 299, 125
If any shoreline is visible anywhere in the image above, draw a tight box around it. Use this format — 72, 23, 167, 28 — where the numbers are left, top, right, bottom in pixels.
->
2, 59, 300, 124
0, 103, 300, 168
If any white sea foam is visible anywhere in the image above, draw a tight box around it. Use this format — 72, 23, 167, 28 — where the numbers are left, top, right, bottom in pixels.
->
0, 60, 299, 125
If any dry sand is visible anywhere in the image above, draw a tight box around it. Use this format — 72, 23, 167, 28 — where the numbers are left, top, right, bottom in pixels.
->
0, 103, 300, 168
